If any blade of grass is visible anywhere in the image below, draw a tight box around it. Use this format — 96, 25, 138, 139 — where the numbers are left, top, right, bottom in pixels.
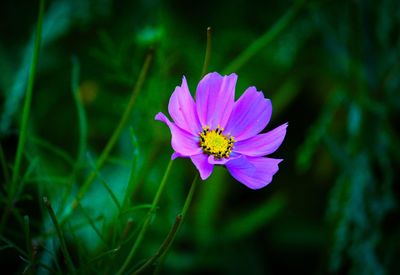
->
133, 215, 182, 275
86, 153, 121, 211
134, 174, 199, 275
24, 216, 32, 258
23, 216, 35, 275
65, 49, 153, 221
41, 214, 106, 239
26, 176, 72, 186
77, 203, 108, 246
116, 159, 173, 275
123, 144, 162, 209
119, 204, 153, 217
97, 176, 122, 211
0, 234, 29, 257
222, 0, 304, 74
43, 197, 76, 275
2, 0, 45, 231
28, 136, 75, 167
15, 157, 39, 199
120, 128, 141, 211
86, 246, 120, 264
0, 143, 10, 185
0, 157, 39, 230
71, 57, 88, 164
11, 0, 45, 191
200, 27, 212, 78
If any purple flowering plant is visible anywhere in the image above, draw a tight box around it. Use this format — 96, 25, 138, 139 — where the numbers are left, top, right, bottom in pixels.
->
156, 72, 287, 189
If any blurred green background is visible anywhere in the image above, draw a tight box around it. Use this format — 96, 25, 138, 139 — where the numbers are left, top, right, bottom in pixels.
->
1, 0, 399, 274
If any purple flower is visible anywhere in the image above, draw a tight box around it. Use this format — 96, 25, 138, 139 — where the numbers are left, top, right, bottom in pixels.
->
155, 72, 287, 189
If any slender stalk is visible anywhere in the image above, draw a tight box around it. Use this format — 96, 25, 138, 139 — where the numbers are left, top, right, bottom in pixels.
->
43, 197, 76, 275
62, 50, 153, 223
120, 129, 141, 211
222, 0, 304, 74
116, 159, 174, 275
0, 143, 10, 185
71, 57, 87, 164
132, 215, 182, 275
23, 215, 34, 275
133, 174, 199, 274
11, 0, 45, 188
1, 0, 45, 231
201, 27, 212, 78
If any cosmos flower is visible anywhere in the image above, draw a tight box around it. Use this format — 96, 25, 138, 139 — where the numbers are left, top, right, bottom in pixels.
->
155, 72, 287, 189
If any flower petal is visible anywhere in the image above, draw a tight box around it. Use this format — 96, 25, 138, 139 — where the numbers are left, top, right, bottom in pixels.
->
226, 156, 282, 189
191, 153, 214, 180
207, 154, 241, 165
224, 87, 272, 141
233, 123, 288, 156
171, 152, 184, 160
155, 112, 202, 156
196, 72, 237, 129
168, 76, 201, 135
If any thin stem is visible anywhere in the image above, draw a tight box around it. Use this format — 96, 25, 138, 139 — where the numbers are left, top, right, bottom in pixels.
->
23, 215, 34, 275
222, 0, 303, 74
43, 197, 76, 275
132, 216, 182, 275
1, 0, 45, 232
71, 57, 87, 164
0, 143, 10, 185
61, 49, 153, 223
11, 0, 45, 188
201, 27, 212, 78
133, 174, 199, 275
116, 159, 174, 275
120, 128, 141, 211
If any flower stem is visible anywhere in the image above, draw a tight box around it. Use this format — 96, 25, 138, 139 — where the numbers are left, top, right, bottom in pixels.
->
222, 0, 304, 74
201, 27, 212, 78
132, 174, 199, 274
116, 159, 174, 275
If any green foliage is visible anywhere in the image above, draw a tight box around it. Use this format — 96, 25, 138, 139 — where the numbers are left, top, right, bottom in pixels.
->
1, 0, 399, 274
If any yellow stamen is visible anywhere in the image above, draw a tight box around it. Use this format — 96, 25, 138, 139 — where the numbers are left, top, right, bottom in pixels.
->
199, 125, 235, 159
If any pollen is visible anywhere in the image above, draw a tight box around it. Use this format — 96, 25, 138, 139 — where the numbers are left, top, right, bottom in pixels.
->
199, 125, 235, 159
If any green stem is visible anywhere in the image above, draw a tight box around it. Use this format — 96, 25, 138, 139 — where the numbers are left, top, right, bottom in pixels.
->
71, 57, 87, 164
116, 159, 174, 275
120, 129, 141, 211
23, 215, 34, 275
61, 50, 153, 224
1, 0, 45, 232
43, 197, 76, 275
11, 0, 44, 195
222, 0, 303, 74
0, 143, 10, 185
201, 27, 212, 78
133, 174, 199, 275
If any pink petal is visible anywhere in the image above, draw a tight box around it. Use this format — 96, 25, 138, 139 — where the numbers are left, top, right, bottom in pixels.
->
226, 156, 282, 189
224, 87, 272, 141
195, 72, 237, 129
233, 123, 288, 156
190, 153, 214, 180
168, 76, 201, 135
171, 152, 184, 160
207, 154, 241, 165
155, 112, 202, 156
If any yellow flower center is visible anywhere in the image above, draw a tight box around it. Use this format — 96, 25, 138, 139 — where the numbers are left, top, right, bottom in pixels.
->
199, 126, 235, 159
